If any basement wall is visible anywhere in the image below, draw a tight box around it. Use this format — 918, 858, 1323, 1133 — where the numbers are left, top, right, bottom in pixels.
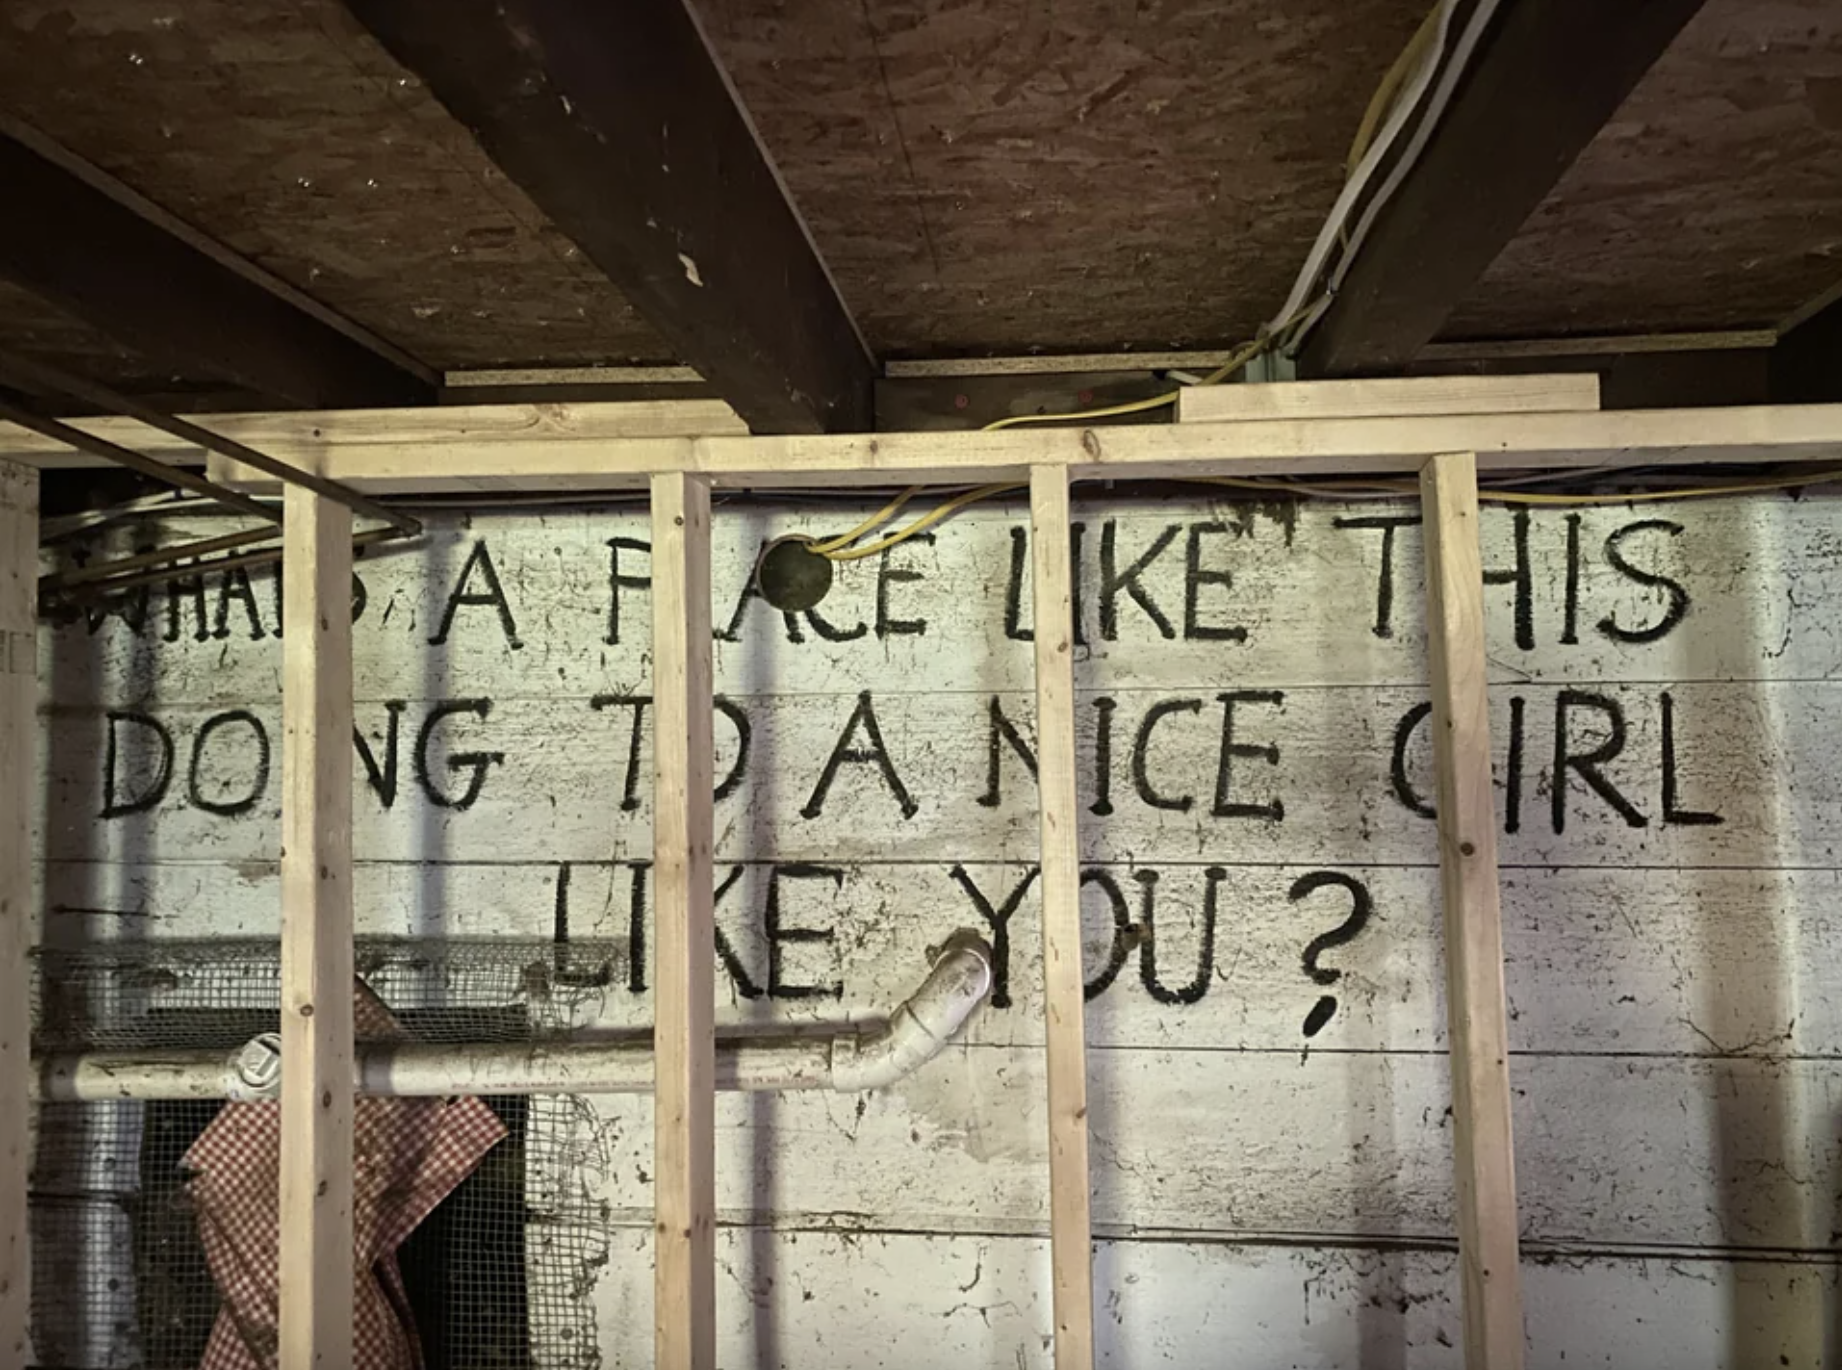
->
30, 490, 1842, 1368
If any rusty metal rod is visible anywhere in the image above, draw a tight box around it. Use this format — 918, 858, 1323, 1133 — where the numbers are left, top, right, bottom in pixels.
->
0, 394, 281, 524
47, 525, 404, 602
0, 350, 421, 536
43, 525, 279, 589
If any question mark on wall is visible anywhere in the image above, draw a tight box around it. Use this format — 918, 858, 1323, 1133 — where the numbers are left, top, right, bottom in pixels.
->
1291, 871, 1375, 1038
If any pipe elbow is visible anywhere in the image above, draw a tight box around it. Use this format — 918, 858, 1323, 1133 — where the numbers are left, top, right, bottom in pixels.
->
830, 930, 993, 1093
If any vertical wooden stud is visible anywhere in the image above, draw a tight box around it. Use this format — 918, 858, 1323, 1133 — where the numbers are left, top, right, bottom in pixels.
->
1420, 451, 1525, 1369
0, 460, 37, 1367
278, 487, 355, 1369
650, 471, 716, 1370
1028, 464, 1095, 1370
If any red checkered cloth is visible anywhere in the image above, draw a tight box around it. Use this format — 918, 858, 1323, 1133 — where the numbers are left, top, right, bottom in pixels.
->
183, 982, 509, 1370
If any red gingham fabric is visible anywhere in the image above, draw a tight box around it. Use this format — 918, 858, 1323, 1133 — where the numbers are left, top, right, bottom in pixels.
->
183, 982, 509, 1370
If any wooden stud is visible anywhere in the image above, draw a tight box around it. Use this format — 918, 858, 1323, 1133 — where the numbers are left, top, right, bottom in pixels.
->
278, 487, 356, 1370
1419, 452, 1525, 1369
0, 459, 36, 1368
1029, 464, 1095, 1370
4, 397, 1842, 486
1176, 373, 1600, 423
650, 471, 716, 1370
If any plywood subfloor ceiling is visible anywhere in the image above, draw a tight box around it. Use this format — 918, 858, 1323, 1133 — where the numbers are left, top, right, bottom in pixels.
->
0, 0, 1838, 388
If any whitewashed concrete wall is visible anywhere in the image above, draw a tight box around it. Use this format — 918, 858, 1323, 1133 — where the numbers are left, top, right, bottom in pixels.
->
32, 492, 1842, 1368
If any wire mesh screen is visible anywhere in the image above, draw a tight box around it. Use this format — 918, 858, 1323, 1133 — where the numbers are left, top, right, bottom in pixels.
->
29, 938, 621, 1370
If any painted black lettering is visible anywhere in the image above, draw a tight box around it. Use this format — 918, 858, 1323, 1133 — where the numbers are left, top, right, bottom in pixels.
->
1661, 691, 1722, 826
101, 710, 175, 818
414, 699, 504, 811
592, 694, 651, 811
1004, 527, 1032, 643
163, 571, 208, 643
876, 532, 934, 638
718, 549, 807, 644
1100, 520, 1178, 640
594, 693, 749, 806
1505, 695, 1525, 834
800, 691, 918, 820
430, 540, 522, 648
1483, 507, 1533, 650
765, 864, 845, 999
1004, 524, 1086, 646
1292, 870, 1374, 1036
1082, 867, 1132, 1000
353, 700, 406, 808
186, 709, 270, 817
1183, 524, 1247, 642
1390, 701, 1435, 819
605, 537, 651, 646
715, 696, 751, 802
77, 577, 149, 637
1212, 690, 1284, 820
805, 602, 867, 641
1552, 689, 1646, 832
978, 696, 1037, 808
627, 862, 650, 994
1561, 513, 1582, 645
1333, 515, 1419, 639
1132, 698, 1202, 812
1598, 519, 1688, 644
713, 865, 765, 1000
1090, 696, 1117, 817
212, 566, 266, 641
949, 864, 1037, 1009
1136, 866, 1224, 1006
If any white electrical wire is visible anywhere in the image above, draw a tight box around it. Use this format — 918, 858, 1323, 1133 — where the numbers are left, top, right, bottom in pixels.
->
1264, 0, 1463, 335
1284, 0, 1507, 349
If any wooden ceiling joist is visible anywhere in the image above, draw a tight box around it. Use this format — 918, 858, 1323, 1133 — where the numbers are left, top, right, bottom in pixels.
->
1296, 0, 1708, 380
0, 119, 436, 411
344, 0, 875, 435
1771, 287, 1842, 404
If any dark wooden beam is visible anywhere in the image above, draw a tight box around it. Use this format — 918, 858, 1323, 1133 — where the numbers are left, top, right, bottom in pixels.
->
343, 0, 874, 434
1296, 0, 1707, 379
1771, 289, 1842, 403
0, 117, 436, 410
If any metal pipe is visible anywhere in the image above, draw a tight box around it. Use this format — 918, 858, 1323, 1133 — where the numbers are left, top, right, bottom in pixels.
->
44, 525, 277, 587
0, 393, 282, 524
0, 349, 422, 536
30, 932, 993, 1102
45, 524, 402, 603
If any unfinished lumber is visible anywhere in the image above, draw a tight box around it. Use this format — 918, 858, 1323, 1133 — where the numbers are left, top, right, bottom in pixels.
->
1029, 464, 1095, 1370
277, 487, 356, 1370
650, 470, 717, 1369
0, 459, 35, 1367
1420, 451, 1525, 1369
54, 401, 1838, 495
1176, 373, 1600, 423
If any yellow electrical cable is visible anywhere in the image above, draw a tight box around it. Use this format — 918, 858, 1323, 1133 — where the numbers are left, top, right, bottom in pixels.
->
807, 486, 921, 555
1348, 6, 1441, 178
821, 483, 1025, 562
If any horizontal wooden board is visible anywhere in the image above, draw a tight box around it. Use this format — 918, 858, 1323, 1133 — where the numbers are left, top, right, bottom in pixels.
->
594, 1227, 1837, 1370
39, 860, 1842, 1063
